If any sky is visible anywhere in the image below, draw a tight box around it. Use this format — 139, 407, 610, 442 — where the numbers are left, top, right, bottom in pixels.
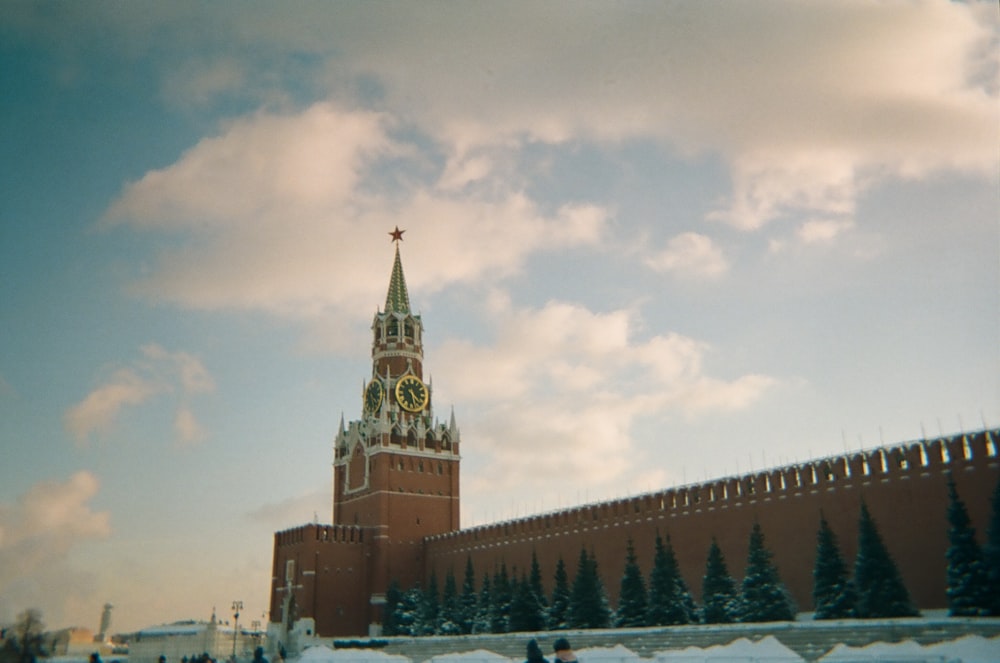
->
0, 0, 997, 637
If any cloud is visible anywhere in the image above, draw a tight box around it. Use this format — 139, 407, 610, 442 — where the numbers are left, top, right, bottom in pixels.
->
248, 489, 331, 532
434, 296, 777, 515
796, 219, 856, 245
104, 103, 392, 227
102, 103, 611, 320
161, 57, 248, 108
63, 368, 160, 443
767, 217, 865, 255
64, 344, 214, 445
330, 2, 996, 229
91, 3, 994, 325
173, 407, 207, 447
0, 472, 111, 625
645, 232, 729, 279
22, 2, 999, 235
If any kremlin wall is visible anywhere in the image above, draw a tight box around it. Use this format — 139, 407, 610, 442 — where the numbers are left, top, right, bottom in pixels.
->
270, 237, 1000, 638
425, 428, 999, 615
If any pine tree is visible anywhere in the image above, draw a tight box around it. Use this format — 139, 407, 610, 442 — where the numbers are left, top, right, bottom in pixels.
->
647, 533, 697, 625
854, 501, 919, 618
946, 476, 988, 616
739, 522, 795, 622
549, 556, 571, 630
812, 514, 857, 619
439, 567, 462, 634
383, 580, 403, 636
568, 547, 611, 629
473, 574, 493, 634
508, 572, 546, 632
529, 550, 548, 614
701, 538, 739, 624
394, 585, 424, 636
491, 562, 513, 633
422, 572, 440, 635
984, 476, 1000, 616
458, 556, 478, 634
616, 538, 649, 627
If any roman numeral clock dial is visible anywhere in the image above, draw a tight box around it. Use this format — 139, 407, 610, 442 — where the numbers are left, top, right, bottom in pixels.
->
365, 379, 383, 413
394, 375, 428, 412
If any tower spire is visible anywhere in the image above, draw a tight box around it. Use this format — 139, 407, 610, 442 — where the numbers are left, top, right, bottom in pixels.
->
384, 228, 410, 314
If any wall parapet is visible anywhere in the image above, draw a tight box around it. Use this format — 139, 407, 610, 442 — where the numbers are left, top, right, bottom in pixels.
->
275, 523, 366, 546
425, 428, 998, 549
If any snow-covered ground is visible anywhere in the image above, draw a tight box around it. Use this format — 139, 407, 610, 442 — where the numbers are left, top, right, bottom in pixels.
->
294, 633, 1000, 663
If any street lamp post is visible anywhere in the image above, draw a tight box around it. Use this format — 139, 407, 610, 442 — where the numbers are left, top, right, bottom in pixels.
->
250, 621, 261, 647
231, 600, 243, 661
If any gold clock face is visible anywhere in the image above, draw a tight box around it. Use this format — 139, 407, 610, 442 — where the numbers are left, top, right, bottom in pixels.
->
394, 375, 428, 412
365, 380, 383, 413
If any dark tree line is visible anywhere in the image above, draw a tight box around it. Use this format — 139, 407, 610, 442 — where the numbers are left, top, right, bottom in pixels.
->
813, 501, 918, 619
382, 478, 1000, 635
383, 525, 791, 635
813, 476, 1000, 619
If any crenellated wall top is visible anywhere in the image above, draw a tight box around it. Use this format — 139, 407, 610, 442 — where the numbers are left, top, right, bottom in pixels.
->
425, 428, 997, 545
275, 522, 366, 546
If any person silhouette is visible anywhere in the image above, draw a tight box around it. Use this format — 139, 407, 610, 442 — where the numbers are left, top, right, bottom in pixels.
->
524, 639, 547, 663
552, 638, 577, 663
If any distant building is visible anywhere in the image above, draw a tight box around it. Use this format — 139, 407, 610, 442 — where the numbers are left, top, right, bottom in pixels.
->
130, 612, 258, 663
270, 233, 1000, 638
46, 627, 97, 656
96, 604, 113, 644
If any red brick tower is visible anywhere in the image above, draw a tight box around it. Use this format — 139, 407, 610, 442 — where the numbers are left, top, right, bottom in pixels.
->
332, 228, 461, 625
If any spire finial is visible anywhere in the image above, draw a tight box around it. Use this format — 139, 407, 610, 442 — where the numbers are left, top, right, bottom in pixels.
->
384, 229, 411, 313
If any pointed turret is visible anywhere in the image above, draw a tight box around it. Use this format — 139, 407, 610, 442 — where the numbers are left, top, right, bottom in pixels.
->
384, 245, 410, 314
372, 233, 424, 381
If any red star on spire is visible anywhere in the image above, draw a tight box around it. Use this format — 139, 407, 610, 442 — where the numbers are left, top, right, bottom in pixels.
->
389, 226, 405, 243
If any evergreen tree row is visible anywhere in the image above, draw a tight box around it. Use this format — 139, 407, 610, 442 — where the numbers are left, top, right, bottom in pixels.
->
382, 477, 1000, 635
814, 477, 1000, 619
383, 527, 785, 636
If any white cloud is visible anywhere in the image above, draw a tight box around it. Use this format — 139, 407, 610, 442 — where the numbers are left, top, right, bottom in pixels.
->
36, 2, 1000, 237
141, 344, 215, 393
104, 103, 392, 227
174, 407, 207, 446
102, 103, 611, 320
63, 368, 160, 443
796, 218, 856, 245
331, 2, 997, 230
64, 345, 214, 446
94, 3, 996, 324
768, 217, 863, 255
434, 297, 777, 515
646, 232, 729, 279
0, 472, 111, 625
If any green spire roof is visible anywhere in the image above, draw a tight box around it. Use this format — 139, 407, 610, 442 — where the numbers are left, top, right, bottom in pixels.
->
384, 245, 410, 314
